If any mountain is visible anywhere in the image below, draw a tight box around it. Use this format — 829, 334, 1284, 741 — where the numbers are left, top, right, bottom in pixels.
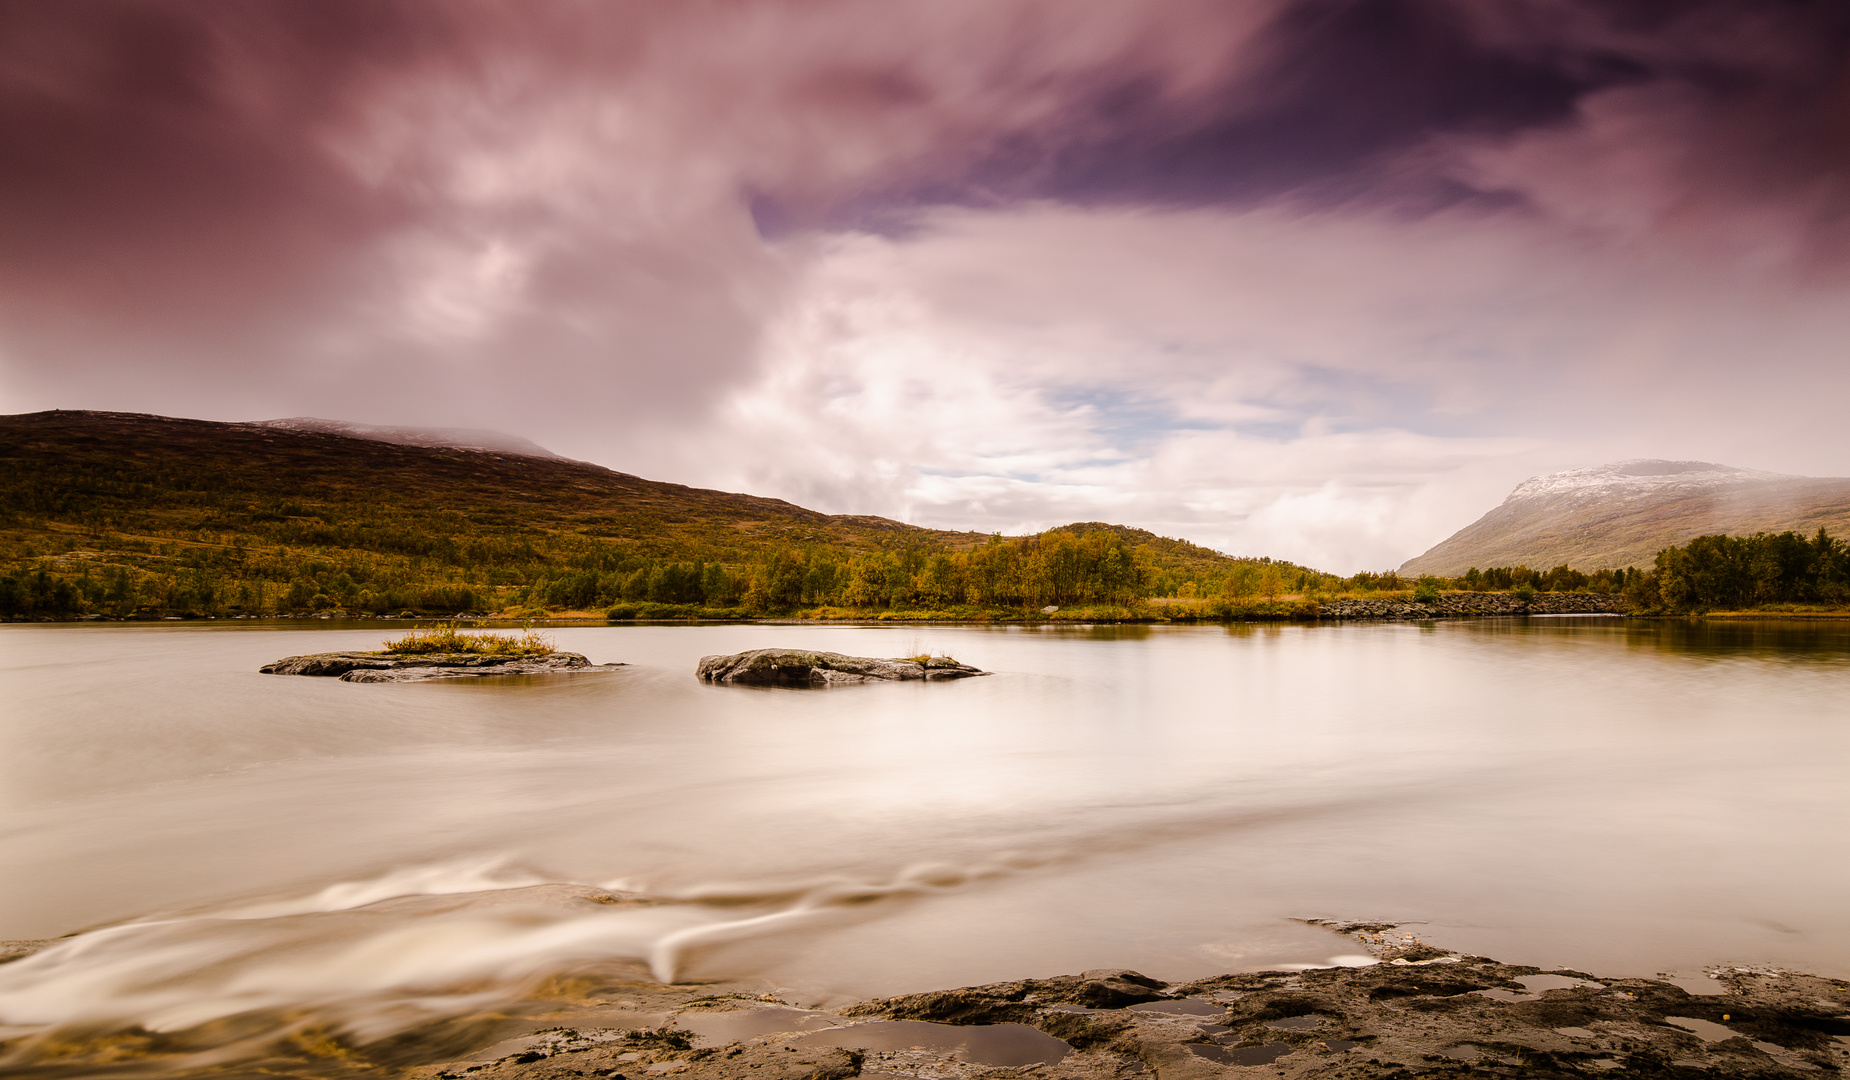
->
252, 417, 562, 459
0, 410, 1270, 618
1401, 459, 1850, 576
0, 409, 934, 555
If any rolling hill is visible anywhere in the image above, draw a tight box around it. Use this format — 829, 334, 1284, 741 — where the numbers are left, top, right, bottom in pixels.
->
0, 409, 1281, 618
1401, 459, 1850, 576
1, 408, 939, 550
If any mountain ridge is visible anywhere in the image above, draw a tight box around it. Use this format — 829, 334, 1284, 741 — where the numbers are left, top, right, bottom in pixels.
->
1402, 458, 1850, 575
251, 416, 564, 460
0, 408, 929, 543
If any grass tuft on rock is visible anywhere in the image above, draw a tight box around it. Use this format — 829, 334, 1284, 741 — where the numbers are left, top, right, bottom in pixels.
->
381, 622, 555, 657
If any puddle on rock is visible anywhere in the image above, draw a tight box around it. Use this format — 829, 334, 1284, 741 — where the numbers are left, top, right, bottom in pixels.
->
1440, 1043, 1482, 1061
675, 1006, 840, 1045
794, 1021, 1069, 1067
1667, 1016, 1738, 1043
1266, 1014, 1325, 1030
1192, 1043, 1292, 1066
1521, 974, 1603, 992
1662, 974, 1727, 997
1128, 997, 1224, 1016
1480, 973, 1604, 1002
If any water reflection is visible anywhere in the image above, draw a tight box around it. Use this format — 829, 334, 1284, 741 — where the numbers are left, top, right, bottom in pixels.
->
1434, 614, 1850, 662
1628, 618, 1850, 660
1, 618, 1848, 1075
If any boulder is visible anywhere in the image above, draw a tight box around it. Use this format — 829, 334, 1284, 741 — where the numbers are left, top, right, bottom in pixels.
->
696, 648, 987, 687
260, 651, 622, 683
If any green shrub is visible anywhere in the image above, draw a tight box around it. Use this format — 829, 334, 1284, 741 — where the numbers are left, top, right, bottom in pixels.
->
381, 622, 554, 656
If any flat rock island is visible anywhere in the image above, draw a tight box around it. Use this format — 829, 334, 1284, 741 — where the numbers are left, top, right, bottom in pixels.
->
697, 648, 987, 686
260, 651, 622, 683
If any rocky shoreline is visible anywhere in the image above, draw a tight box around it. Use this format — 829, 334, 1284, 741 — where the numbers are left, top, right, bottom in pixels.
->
398, 922, 1850, 1080
6, 920, 1847, 1077
259, 650, 623, 682
1317, 592, 1634, 620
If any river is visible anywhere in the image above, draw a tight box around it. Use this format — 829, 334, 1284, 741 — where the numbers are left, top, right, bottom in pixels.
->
2, 619, 1848, 1072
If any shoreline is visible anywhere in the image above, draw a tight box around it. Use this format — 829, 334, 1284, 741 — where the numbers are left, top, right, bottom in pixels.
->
10, 924, 1847, 1077
400, 930, 1850, 1079
13, 584, 1850, 626
12, 610, 1850, 627
395, 924, 1850, 1079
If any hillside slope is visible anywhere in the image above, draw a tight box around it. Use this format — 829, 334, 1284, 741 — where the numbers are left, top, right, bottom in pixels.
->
0, 409, 940, 557
1402, 460, 1850, 575
0, 410, 1279, 617
252, 417, 564, 459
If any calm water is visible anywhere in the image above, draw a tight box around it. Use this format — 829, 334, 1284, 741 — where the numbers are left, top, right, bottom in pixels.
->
3, 619, 1849, 1064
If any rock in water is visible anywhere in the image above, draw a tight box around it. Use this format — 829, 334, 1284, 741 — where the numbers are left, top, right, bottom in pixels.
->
260, 651, 622, 683
696, 648, 987, 686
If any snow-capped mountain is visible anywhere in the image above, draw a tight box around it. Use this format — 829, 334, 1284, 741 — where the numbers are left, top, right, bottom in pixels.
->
1401, 460, 1850, 575
1504, 460, 1784, 502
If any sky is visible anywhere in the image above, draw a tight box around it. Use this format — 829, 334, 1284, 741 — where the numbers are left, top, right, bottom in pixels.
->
2, 0, 1847, 572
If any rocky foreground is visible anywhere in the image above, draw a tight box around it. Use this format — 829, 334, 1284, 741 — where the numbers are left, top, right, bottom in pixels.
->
260, 651, 622, 682
406, 926, 1850, 1080
697, 648, 989, 686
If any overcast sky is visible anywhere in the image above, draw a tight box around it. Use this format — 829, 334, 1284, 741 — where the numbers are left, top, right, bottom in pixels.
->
3, 0, 1847, 571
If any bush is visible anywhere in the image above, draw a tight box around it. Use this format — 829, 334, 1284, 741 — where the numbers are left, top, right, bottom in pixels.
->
606, 601, 719, 621
381, 622, 554, 656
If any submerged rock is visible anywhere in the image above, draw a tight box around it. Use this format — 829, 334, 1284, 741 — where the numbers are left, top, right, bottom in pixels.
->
260, 651, 622, 683
696, 648, 987, 686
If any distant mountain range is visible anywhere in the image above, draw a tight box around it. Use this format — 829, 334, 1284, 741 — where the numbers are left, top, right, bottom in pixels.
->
1402, 460, 1850, 575
26, 411, 1842, 589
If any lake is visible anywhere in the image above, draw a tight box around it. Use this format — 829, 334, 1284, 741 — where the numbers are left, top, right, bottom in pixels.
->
2, 619, 1848, 1069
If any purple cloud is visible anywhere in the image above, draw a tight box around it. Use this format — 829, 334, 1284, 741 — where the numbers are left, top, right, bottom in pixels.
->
2, 0, 1847, 569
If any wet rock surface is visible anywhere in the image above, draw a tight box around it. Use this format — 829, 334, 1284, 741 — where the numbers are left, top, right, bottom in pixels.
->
411, 928, 1850, 1080
260, 651, 623, 682
1319, 592, 1633, 620
696, 648, 988, 686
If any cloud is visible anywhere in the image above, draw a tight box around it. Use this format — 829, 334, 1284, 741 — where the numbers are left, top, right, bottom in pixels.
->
2, 0, 1847, 570
645, 195, 1850, 570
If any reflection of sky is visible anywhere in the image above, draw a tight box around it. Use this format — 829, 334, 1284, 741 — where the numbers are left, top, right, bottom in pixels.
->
7, 621, 1850, 1027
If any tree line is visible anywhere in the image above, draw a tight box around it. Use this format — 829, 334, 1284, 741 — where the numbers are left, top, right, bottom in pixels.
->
1628, 529, 1850, 610
0, 523, 1332, 619
5, 515, 1845, 620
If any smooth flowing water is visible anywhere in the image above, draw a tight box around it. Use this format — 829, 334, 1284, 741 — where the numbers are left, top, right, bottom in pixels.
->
3, 619, 1849, 1071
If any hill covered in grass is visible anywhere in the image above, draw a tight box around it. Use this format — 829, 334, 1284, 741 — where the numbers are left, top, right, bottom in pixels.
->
0, 410, 1329, 620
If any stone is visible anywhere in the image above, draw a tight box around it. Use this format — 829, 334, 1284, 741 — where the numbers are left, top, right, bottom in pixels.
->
1316, 591, 1634, 621
695, 648, 987, 686
260, 651, 623, 683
